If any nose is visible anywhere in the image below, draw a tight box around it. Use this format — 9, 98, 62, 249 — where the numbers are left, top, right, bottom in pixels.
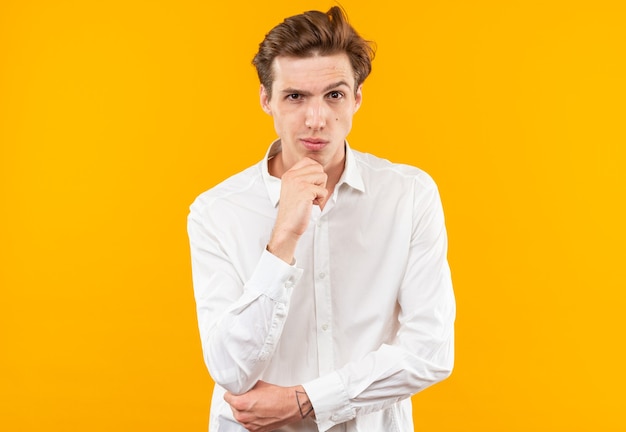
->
304, 100, 326, 130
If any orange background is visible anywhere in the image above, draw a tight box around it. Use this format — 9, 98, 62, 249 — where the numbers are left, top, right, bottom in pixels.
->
1, 1, 625, 430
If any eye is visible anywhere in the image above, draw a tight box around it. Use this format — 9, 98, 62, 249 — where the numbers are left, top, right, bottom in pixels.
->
327, 91, 344, 100
286, 93, 302, 101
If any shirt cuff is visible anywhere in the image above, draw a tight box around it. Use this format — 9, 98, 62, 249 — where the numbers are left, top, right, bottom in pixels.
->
244, 249, 303, 303
302, 372, 355, 431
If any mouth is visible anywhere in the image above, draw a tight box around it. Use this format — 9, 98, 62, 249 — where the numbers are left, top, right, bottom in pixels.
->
300, 137, 329, 151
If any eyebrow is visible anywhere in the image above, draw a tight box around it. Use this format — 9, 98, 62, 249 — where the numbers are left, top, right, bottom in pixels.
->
280, 80, 351, 96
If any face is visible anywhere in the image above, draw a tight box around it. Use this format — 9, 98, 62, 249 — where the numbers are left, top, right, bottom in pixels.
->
260, 53, 362, 172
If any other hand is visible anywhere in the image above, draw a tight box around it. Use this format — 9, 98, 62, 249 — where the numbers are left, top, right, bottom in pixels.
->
224, 381, 314, 432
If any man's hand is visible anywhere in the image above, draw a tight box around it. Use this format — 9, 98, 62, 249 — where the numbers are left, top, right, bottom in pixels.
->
267, 157, 328, 263
224, 381, 315, 432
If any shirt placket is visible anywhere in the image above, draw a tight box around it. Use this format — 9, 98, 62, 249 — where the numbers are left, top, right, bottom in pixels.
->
311, 205, 334, 375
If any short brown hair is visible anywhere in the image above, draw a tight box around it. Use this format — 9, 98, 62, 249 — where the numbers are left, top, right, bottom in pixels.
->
252, 6, 375, 99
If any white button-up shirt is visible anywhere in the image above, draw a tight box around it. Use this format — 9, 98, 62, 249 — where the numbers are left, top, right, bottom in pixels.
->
188, 141, 455, 432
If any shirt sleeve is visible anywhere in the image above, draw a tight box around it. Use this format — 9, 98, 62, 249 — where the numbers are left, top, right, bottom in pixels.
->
188, 198, 303, 395
303, 176, 456, 431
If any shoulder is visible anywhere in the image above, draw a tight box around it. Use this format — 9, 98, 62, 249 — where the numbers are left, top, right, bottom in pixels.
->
352, 149, 438, 192
189, 163, 264, 216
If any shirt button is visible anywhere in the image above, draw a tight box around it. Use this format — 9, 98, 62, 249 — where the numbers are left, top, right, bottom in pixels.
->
319, 272, 326, 279
321, 324, 329, 331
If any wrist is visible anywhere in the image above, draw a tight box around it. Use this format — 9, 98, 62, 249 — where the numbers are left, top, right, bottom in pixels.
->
294, 385, 315, 420
267, 229, 300, 264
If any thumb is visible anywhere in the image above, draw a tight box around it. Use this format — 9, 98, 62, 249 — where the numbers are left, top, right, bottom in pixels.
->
223, 391, 234, 404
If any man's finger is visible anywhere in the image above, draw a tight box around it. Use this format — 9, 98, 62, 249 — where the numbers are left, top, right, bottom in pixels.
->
299, 172, 327, 187
312, 186, 328, 203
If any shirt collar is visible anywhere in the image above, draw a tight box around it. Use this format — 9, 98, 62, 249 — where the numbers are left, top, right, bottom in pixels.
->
261, 139, 365, 208
337, 140, 366, 194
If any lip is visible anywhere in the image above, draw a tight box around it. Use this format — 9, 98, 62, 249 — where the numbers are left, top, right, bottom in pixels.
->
300, 137, 329, 151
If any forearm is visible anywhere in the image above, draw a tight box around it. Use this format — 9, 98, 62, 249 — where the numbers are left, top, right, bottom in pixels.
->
303, 334, 454, 430
195, 250, 303, 394
203, 292, 287, 393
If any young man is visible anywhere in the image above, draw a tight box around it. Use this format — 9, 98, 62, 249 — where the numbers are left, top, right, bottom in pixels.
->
188, 7, 455, 432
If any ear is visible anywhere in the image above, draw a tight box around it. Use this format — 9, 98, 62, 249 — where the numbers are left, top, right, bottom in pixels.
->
260, 85, 272, 115
353, 85, 363, 113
